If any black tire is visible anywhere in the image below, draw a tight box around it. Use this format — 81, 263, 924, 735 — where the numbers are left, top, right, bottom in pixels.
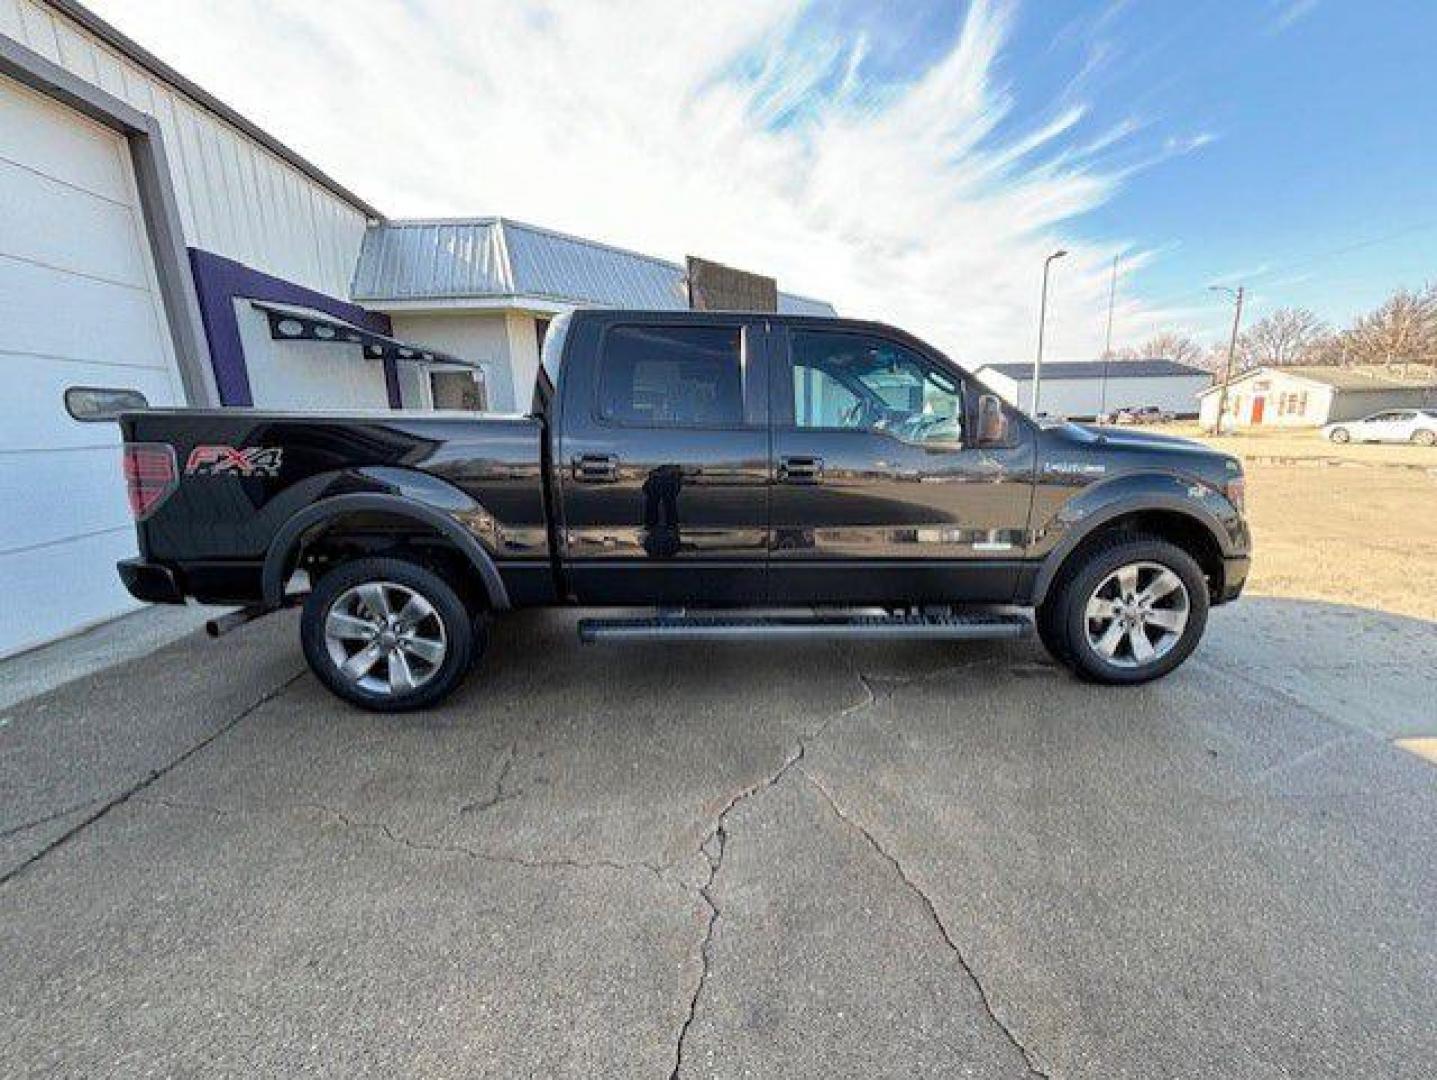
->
1035, 591, 1072, 666
1328, 427, 1350, 444
469, 611, 492, 669
1040, 534, 1209, 685
1412, 429, 1436, 447
301, 556, 478, 712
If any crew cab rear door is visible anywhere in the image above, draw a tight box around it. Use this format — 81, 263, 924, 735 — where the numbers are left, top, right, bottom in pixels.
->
555, 314, 771, 605
768, 324, 1035, 605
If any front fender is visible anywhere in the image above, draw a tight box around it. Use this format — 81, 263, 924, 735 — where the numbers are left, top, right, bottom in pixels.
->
1028, 471, 1247, 605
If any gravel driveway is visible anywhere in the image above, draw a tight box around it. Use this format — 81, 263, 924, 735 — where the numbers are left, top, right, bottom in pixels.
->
2, 597, 1435, 1078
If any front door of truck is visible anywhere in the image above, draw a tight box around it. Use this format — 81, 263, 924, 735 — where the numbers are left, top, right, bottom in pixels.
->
556, 315, 770, 605
768, 326, 1034, 605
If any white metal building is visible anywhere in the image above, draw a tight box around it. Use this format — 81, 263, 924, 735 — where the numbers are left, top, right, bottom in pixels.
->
0, 0, 834, 657
1197, 364, 1437, 429
1, 0, 390, 656
974, 360, 1210, 420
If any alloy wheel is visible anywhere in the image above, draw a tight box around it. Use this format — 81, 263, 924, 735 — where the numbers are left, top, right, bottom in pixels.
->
323, 581, 447, 695
1083, 561, 1190, 669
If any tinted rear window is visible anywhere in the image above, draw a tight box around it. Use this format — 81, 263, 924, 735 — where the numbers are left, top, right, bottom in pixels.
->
598, 324, 743, 427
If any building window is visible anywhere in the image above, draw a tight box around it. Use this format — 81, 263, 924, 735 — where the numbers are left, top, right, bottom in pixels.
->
429, 370, 485, 410
1297, 391, 1309, 415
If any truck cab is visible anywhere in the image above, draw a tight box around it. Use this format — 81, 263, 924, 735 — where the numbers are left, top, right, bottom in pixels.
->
547, 311, 1039, 609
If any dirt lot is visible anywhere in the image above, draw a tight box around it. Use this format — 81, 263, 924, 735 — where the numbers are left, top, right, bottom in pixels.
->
1172, 423, 1437, 621
1171, 421, 1437, 468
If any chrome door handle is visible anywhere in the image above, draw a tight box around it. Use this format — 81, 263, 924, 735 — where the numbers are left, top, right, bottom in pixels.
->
779, 456, 823, 484
572, 454, 619, 483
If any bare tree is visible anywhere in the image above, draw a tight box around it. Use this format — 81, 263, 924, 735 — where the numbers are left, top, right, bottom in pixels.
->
1114, 331, 1204, 367
1339, 284, 1437, 367
1238, 307, 1329, 366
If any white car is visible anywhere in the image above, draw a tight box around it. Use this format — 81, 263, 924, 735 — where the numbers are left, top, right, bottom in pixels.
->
1324, 408, 1437, 446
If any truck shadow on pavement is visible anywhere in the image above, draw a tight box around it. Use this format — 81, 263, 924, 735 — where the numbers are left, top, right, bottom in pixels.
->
1, 596, 1434, 1078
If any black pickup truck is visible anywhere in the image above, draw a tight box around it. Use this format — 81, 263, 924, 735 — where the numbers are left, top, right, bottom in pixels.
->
116, 310, 1250, 711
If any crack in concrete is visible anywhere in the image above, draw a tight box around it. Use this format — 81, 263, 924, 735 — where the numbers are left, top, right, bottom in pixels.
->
134, 794, 679, 889
801, 767, 1049, 1080
0, 670, 308, 889
667, 664, 877, 1079
460, 742, 520, 816
0, 798, 105, 840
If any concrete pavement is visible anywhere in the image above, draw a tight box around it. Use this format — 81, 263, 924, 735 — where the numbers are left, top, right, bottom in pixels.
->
1, 597, 1434, 1077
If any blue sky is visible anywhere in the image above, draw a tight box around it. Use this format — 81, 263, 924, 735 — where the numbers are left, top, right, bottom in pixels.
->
91, 0, 1437, 361
788, 0, 1437, 337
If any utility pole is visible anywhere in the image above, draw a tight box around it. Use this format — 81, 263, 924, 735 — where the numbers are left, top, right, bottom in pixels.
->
1033, 249, 1068, 417
1100, 254, 1119, 421
1209, 284, 1245, 435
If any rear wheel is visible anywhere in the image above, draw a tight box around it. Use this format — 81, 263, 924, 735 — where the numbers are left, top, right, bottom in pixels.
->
1328, 427, 1350, 444
1412, 429, 1436, 447
1038, 535, 1209, 685
301, 557, 478, 712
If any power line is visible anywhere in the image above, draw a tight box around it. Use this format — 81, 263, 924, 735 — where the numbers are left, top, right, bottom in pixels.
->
1134, 218, 1437, 314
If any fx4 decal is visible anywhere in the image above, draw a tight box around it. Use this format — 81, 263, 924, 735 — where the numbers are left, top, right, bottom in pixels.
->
185, 445, 284, 477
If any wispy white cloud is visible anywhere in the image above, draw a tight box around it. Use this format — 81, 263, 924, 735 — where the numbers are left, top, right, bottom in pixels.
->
86, 0, 1210, 363
1270, 0, 1320, 34
1163, 132, 1217, 155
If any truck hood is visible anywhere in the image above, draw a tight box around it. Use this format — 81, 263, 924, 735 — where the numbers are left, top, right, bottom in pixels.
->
1044, 422, 1242, 483
1070, 424, 1210, 452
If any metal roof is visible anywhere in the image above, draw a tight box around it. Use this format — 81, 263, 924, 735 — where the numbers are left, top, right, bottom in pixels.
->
350, 218, 836, 316
1205, 363, 1437, 393
978, 360, 1208, 381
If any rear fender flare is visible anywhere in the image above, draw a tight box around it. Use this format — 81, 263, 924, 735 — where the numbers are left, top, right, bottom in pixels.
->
261, 492, 510, 610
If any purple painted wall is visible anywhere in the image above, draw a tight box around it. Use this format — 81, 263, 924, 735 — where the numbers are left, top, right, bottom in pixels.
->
188, 248, 401, 407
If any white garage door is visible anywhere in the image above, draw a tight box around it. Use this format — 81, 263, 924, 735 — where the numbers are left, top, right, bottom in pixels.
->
0, 74, 184, 658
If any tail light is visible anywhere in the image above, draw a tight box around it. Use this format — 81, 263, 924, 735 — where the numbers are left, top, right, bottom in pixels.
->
122, 443, 178, 520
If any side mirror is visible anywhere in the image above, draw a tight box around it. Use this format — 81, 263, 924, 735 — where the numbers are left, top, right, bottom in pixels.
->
64, 386, 149, 422
976, 393, 1009, 447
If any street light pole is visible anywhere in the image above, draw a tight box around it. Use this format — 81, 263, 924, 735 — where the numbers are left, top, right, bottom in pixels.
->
1100, 254, 1119, 421
1210, 284, 1245, 435
1033, 249, 1068, 417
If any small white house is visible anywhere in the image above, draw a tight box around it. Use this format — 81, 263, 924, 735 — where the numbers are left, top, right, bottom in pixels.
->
1198, 364, 1437, 429
974, 360, 1210, 420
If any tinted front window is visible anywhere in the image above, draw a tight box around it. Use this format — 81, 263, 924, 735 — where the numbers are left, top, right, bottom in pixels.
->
599, 325, 744, 427
790, 330, 963, 444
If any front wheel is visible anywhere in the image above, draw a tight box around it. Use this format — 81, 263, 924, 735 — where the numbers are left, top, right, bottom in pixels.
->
1412, 429, 1436, 447
300, 556, 478, 712
1040, 535, 1209, 685
1328, 427, 1350, 444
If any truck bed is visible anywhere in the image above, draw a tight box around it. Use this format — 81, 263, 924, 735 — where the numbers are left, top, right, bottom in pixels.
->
120, 408, 549, 603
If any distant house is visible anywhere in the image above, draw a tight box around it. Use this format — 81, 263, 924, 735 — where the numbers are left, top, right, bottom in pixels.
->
1197, 364, 1437, 430
973, 360, 1210, 420
351, 219, 835, 412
